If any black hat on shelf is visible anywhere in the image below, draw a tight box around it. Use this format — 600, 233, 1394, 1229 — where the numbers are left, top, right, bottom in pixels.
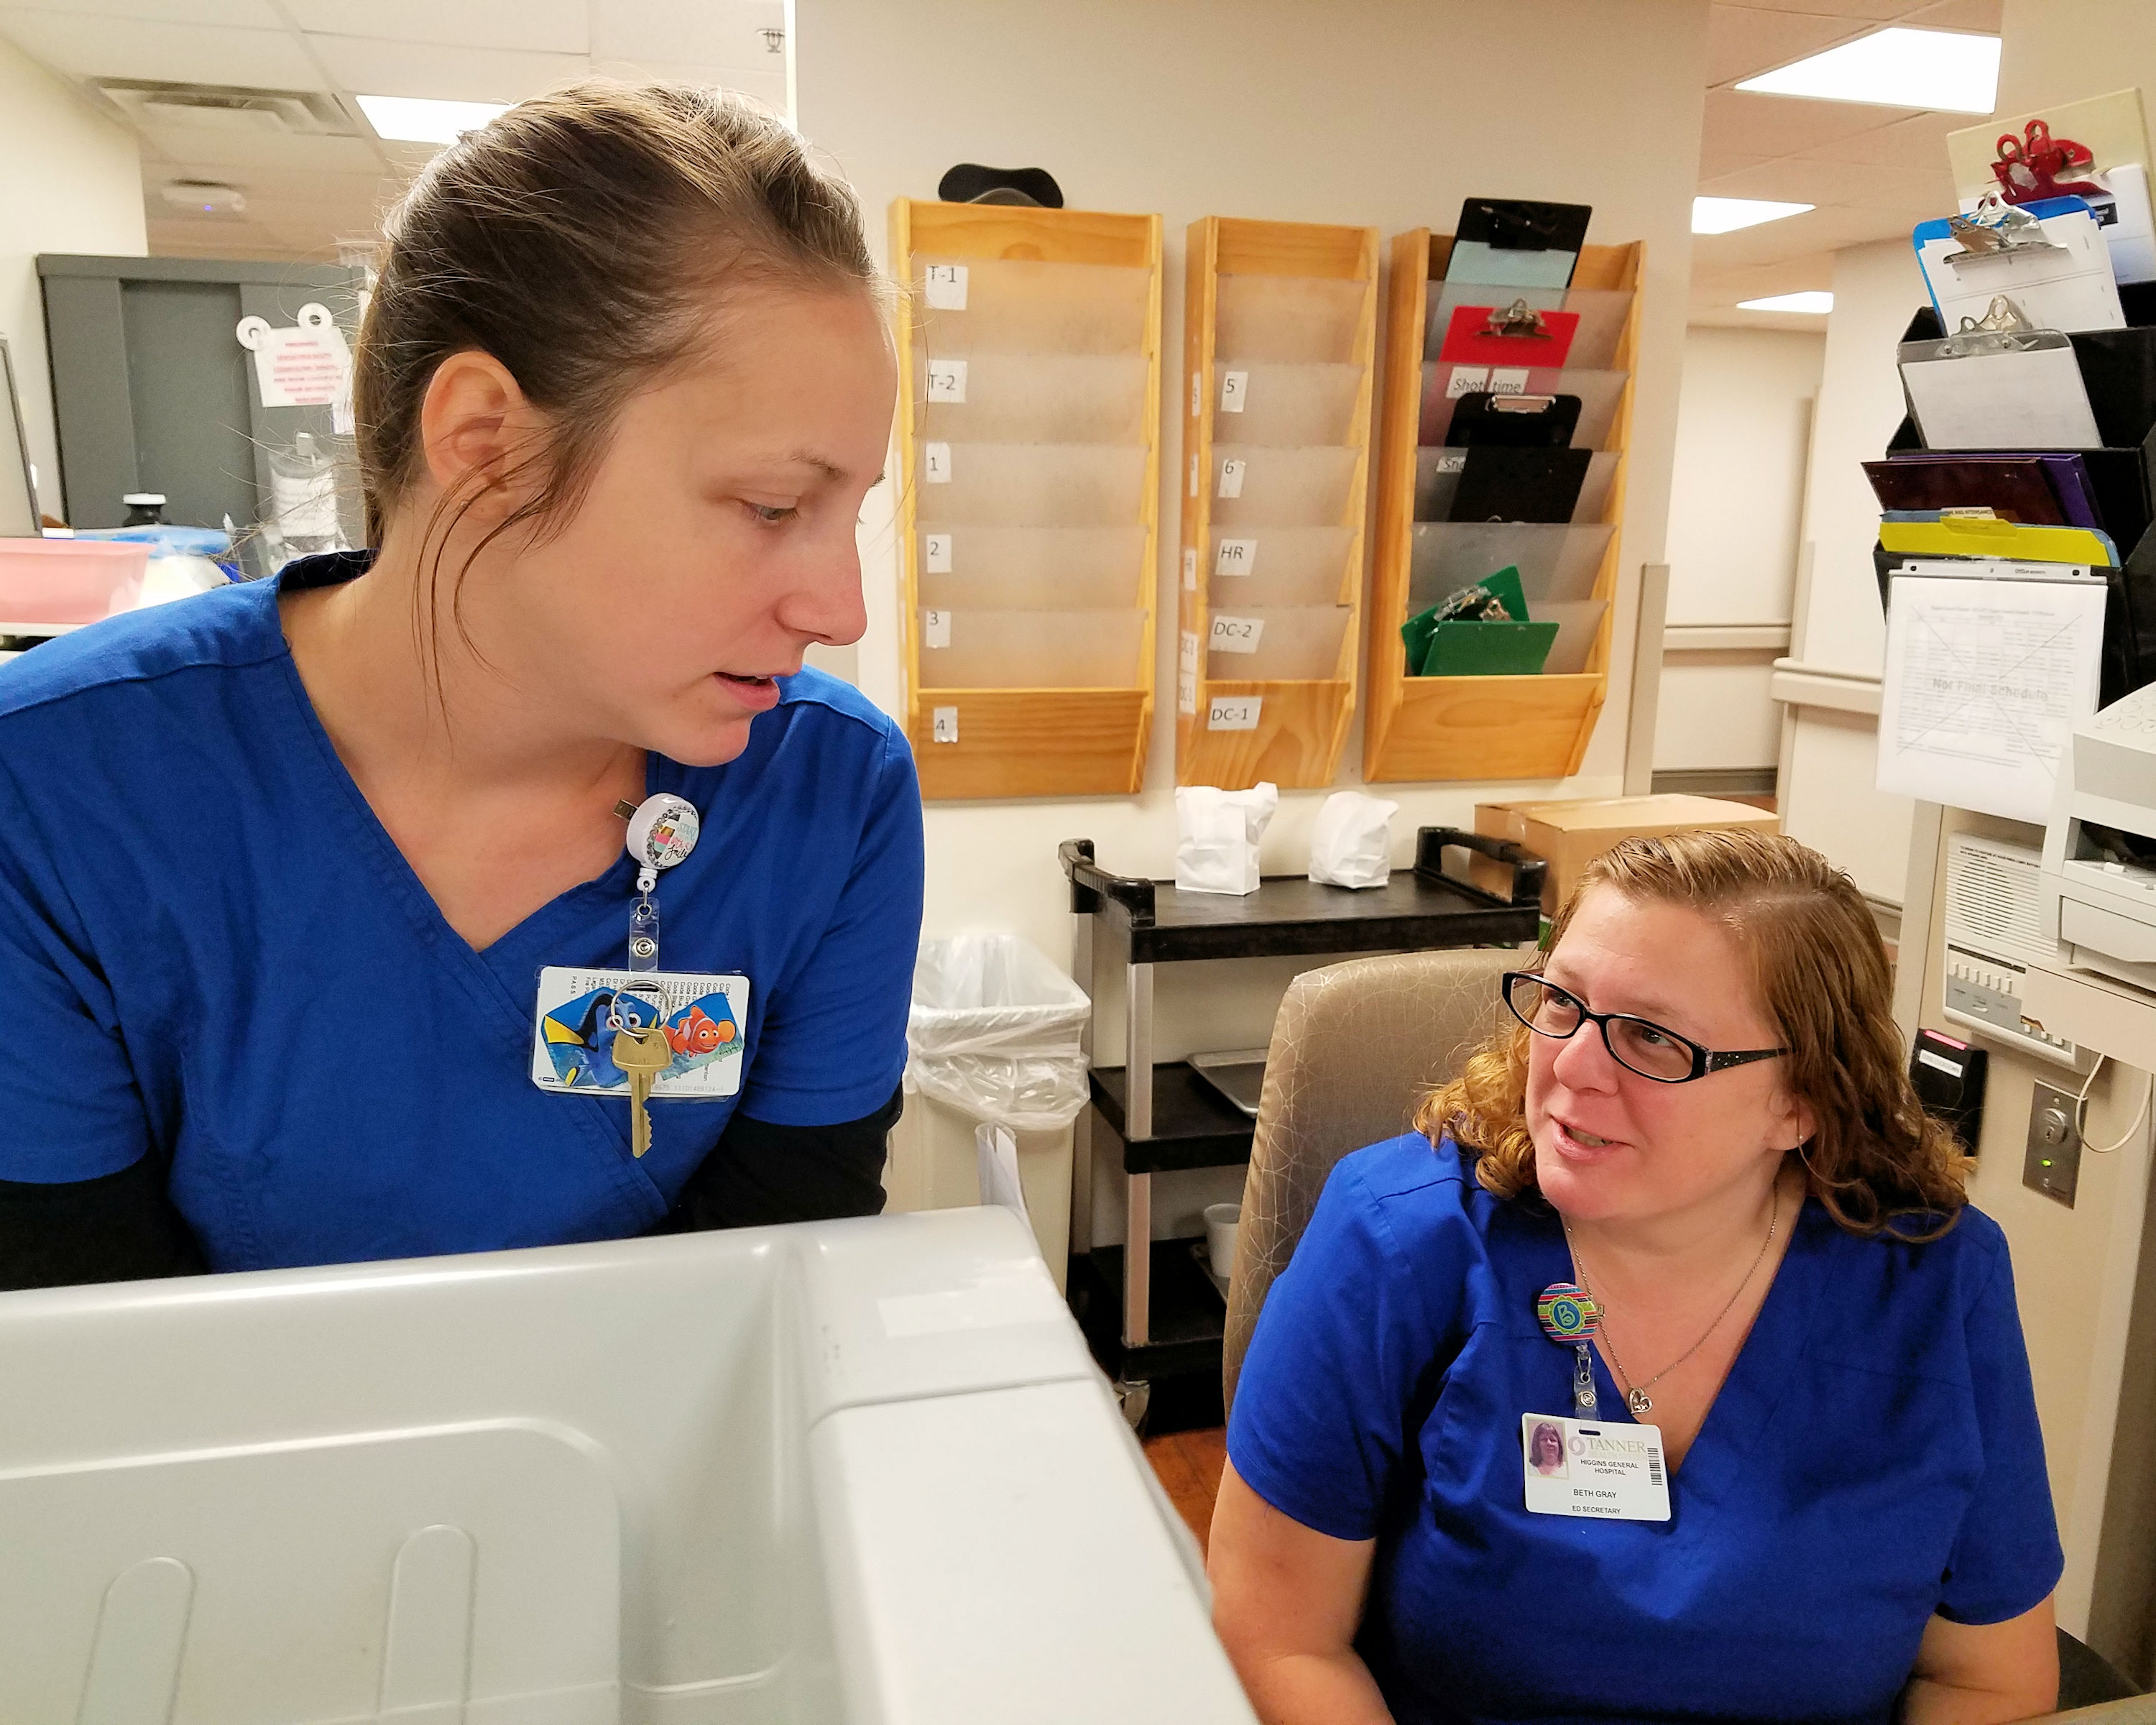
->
936, 163, 1064, 208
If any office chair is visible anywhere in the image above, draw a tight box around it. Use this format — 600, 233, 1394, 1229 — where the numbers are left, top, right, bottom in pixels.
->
1218, 956, 2150, 1717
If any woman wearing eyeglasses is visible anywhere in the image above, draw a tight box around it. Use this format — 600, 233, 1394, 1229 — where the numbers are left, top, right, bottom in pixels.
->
1210, 830, 2060, 1725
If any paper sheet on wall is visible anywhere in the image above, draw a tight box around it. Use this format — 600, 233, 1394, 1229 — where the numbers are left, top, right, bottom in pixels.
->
1876, 574, 2106, 823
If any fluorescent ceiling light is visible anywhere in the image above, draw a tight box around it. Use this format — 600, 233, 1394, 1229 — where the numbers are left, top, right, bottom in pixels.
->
1738, 292, 1835, 314
1693, 196, 1814, 234
355, 94, 510, 144
1735, 27, 1999, 112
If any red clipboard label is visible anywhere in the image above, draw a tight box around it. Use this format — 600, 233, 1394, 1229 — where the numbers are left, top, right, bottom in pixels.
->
1438, 304, 1580, 368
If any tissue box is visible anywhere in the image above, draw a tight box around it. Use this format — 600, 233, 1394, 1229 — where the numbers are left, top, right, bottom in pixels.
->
0, 538, 147, 625
1473, 794, 1782, 915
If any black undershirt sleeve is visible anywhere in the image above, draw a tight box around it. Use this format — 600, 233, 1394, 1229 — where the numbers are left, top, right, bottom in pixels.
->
653, 1084, 903, 1234
0, 1086, 903, 1289
0, 1154, 206, 1292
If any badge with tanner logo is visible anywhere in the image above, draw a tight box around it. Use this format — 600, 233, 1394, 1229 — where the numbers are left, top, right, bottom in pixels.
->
1521, 1413, 1670, 1521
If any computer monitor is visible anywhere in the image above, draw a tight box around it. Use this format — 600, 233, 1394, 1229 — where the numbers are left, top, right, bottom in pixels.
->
0, 339, 40, 538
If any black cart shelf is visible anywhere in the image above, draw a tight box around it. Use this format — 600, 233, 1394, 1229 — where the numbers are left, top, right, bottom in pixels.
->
1059, 826, 1544, 1397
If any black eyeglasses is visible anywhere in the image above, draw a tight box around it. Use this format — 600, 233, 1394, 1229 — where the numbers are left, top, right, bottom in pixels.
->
1500, 972, 1787, 1085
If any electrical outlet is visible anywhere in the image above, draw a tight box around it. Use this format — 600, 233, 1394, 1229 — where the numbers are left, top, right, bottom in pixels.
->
2023, 1082, 2082, 1207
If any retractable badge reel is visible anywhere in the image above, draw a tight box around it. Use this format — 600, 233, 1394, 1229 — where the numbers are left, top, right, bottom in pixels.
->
619, 793, 700, 972
1537, 1282, 1603, 1416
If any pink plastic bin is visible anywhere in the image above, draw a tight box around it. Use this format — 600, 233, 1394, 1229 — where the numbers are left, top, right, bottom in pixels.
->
0, 538, 149, 626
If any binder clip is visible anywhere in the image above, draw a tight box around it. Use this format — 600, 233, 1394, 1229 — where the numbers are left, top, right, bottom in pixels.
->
1956, 295, 2036, 335
1491, 392, 1560, 414
1921, 294, 2052, 360
1941, 198, 2064, 267
1484, 298, 1550, 341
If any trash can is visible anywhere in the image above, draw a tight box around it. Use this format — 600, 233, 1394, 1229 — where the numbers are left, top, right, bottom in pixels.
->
906, 934, 1091, 1133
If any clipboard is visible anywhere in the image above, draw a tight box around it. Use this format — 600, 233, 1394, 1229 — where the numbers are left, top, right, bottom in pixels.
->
1437, 300, 1581, 368
1898, 321, 2101, 451
1913, 196, 2125, 334
1445, 392, 1582, 449
1446, 198, 1592, 290
1447, 446, 1592, 523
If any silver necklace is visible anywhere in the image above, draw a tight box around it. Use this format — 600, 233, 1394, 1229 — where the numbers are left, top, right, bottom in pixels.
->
1563, 1184, 1780, 1417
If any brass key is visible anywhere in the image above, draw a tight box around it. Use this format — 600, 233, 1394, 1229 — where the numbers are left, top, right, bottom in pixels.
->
612, 1019, 672, 1159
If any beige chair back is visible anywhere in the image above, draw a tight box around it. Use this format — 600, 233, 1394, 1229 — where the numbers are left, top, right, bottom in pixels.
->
1223, 947, 1516, 1414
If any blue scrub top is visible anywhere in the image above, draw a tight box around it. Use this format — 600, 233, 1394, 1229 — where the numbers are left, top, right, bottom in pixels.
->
1230, 1134, 2063, 1725
0, 553, 924, 1271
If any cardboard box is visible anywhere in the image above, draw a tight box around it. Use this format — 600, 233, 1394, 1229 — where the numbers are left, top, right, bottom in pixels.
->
1472, 794, 1782, 915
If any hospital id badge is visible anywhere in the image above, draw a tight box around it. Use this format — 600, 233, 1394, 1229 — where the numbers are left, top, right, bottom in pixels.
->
1521, 1413, 1670, 1522
530, 967, 750, 1099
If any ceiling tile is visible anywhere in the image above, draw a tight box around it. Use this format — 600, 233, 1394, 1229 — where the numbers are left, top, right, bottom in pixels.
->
7, 0, 280, 23
148, 162, 390, 202
1707, 6, 1867, 88
0, 8, 326, 87
308, 33, 586, 102
137, 127, 387, 174
1698, 150, 1775, 181
1899, 0, 2003, 31
1692, 201, 1912, 266
1703, 87, 1920, 157
1790, 106, 1966, 167
589, 0, 781, 65
286, 0, 587, 55
1697, 157, 1859, 203
1714, 0, 1920, 15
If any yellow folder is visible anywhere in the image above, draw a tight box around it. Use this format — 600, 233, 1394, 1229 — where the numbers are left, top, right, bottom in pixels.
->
1879, 517, 2116, 568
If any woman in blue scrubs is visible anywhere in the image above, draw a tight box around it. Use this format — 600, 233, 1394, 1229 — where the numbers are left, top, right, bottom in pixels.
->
1214, 832, 2062, 1725
0, 83, 922, 1287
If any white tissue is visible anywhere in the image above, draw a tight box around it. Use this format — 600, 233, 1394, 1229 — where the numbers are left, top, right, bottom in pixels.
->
1175, 782, 1279, 896
1308, 791, 1400, 889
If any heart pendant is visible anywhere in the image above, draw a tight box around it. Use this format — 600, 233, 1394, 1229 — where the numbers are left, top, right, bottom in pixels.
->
1628, 1388, 1653, 1416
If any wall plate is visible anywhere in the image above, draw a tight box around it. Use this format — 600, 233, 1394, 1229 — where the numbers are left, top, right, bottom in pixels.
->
2023, 1080, 2082, 1207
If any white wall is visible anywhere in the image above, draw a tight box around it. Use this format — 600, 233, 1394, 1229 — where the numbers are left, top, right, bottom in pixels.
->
0, 36, 144, 521
1775, 237, 1929, 902
798, 0, 1712, 1249
1656, 326, 1821, 775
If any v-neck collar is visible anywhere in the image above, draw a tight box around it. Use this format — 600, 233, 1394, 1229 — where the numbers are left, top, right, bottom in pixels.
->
254, 555, 653, 1030
1517, 1192, 1833, 1488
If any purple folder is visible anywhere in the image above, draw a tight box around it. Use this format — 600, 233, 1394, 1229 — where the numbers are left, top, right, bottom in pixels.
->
1869, 452, 2102, 530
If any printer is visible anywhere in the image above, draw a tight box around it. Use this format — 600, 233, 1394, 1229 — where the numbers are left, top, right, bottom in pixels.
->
2040, 677, 2156, 995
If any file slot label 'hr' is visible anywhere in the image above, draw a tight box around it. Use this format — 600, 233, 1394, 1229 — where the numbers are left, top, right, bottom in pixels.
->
1216, 538, 1257, 576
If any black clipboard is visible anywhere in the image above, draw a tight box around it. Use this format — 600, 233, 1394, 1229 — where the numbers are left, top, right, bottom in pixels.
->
1445, 392, 1582, 449
1456, 198, 1593, 260
1447, 446, 1593, 523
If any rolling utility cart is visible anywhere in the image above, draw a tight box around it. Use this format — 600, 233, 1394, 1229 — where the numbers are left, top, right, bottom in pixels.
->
1059, 828, 1545, 1424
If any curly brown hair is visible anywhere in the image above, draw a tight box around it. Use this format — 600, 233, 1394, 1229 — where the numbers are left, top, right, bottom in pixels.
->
1413, 828, 1970, 1238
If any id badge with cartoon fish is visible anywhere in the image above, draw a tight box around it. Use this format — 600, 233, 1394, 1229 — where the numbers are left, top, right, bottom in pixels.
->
530, 967, 750, 1099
